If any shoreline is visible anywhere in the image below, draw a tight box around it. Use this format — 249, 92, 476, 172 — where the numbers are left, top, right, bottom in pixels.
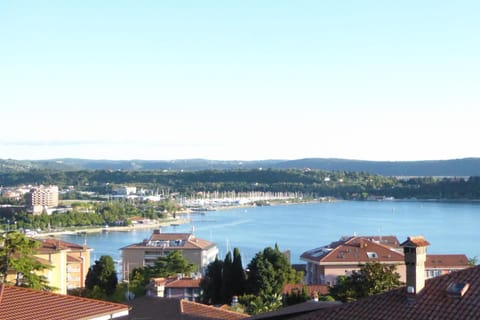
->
35, 218, 192, 238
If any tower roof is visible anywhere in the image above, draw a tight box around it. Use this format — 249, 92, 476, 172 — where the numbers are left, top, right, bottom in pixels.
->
400, 236, 430, 248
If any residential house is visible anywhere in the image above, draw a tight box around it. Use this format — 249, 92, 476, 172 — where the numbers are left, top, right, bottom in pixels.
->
121, 230, 218, 279
301, 236, 406, 285
146, 276, 202, 301
301, 235, 470, 286
286, 236, 480, 320
425, 254, 470, 279
0, 284, 128, 320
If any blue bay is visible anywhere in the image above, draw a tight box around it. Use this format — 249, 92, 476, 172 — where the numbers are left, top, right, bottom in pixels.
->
59, 201, 480, 269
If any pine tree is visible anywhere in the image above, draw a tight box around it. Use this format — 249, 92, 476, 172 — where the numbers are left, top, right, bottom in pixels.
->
200, 256, 224, 304
231, 247, 246, 296
221, 251, 234, 302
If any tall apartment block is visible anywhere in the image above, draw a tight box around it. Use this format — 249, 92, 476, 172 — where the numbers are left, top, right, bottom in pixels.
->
26, 185, 59, 214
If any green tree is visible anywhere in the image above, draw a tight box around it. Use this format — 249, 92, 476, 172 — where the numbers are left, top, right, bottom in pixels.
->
330, 262, 402, 302
245, 245, 302, 296
231, 247, 246, 296
150, 250, 195, 278
242, 245, 303, 314
0, 231, 52, 290
85, 255, 118, 296
221, 251, 234, 301
468, 256, 478, 266
200, 256, 224, 304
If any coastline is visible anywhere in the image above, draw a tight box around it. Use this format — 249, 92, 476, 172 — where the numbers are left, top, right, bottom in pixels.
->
35, 218, 192, 238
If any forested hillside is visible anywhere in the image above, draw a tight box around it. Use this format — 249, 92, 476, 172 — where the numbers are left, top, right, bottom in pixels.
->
1, 169, 480, 200
2, 158, 479, 176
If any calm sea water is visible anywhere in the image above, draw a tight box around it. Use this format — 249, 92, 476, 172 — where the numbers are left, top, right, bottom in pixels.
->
59, 200, 480, 269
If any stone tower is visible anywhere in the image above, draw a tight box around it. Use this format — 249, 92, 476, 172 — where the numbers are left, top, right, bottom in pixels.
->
400, 236, 430, 294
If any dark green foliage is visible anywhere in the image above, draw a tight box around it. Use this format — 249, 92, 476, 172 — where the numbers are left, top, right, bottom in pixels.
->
1, 168, 480, 200
126, 251, 195, 298
285, 286, 310, 306
200, 248, 247, 305
0, 231, 52, 290
85, 255, 118, 296
330, 262, 402, 302
245, 245, 303, 296
149, 250, 195, 277
221, 251, 234, 301
231, 247, 246, 295
200, 256, 224, 304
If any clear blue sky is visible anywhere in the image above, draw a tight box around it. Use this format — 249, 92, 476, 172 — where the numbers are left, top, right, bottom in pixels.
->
1, 1, 479, 161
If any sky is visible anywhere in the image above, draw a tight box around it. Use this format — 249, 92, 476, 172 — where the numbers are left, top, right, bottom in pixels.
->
1, 1, 479, 161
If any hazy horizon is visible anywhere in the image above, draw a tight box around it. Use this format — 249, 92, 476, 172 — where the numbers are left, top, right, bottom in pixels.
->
2, 1, 479, 161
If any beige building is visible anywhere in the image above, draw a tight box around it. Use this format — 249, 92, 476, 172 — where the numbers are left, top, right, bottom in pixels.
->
35, 238, 92, 294
121, 230, 218, 279
301, 236, 407, 285
301, 235, 470, 287
26, 185, 59, 214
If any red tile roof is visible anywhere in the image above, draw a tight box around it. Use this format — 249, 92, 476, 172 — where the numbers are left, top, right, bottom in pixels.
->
166, 277, 201, 289
181, 299, 249, 319
150, 276, 202, 288
123, 232, 216, 250
301, 236, 404, 264
426, 254, 470, 269
400, 235, 430, 248
36, 238, 90, 254
126, 296, 248, 319
290, 265, 480, 320
0, 285, 128, 320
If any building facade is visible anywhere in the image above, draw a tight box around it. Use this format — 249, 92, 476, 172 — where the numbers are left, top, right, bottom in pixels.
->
35, 238, 92, 294
301, 236, 406, 285
25, 185, 59, 214
121, 230, 218, 279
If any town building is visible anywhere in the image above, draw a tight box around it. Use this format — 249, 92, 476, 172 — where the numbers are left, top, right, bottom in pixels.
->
34, 238, 92, 294
301, 235, 471, 286
286, 236, 480, 320
301, 236, 406, 285
25, 185, 59, 214
425, 254, 469, 278
121, 230, 218, 279
146, 276, 202, 301
0, 284, 128, 320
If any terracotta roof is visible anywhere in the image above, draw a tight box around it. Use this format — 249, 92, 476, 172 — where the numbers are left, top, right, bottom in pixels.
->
122, 232, 216, 250
289, 265, 480, 320
301, 236, 404, 264
400, 235, 431, 248
166, 277, 201, 288
150, 277, 201, 288
426, 254, 470, 269
282, 284, 330, 296
182, 299, 249, 319
36, 238, 90, 254
0, 285, 128, 320
126, 296, 248, 319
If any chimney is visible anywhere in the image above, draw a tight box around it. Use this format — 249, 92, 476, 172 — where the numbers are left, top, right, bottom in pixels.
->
400, 236, 430, 295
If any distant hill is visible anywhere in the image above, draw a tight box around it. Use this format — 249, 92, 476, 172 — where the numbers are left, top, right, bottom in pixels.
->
1, 158, 479, 177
